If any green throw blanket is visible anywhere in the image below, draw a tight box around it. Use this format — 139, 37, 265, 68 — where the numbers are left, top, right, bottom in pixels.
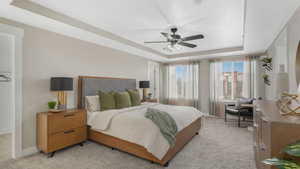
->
145, 108, 178, 147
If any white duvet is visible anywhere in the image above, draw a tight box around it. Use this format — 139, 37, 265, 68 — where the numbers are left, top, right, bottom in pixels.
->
88, 102, 203, 160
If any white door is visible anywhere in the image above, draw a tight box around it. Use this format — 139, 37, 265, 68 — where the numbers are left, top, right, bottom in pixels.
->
0, 34, 13, 135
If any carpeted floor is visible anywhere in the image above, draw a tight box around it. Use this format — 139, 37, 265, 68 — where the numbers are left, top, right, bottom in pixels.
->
0, 117, 256, 169
0, 133, 12, 163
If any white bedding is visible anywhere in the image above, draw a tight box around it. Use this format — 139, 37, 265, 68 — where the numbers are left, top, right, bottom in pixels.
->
88, 102, 203, 160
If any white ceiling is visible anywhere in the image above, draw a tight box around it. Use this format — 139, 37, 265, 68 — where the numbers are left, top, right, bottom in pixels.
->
0, 0, 300, 62
26, 0, 246, 56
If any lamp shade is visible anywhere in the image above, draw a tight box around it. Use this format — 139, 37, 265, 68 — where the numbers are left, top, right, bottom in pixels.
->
50, 77, 73, 91
139, 81, 150, 88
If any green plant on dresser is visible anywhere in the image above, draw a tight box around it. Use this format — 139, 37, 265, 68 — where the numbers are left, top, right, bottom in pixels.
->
48, 101, 57, 109
263, 141, 300, 169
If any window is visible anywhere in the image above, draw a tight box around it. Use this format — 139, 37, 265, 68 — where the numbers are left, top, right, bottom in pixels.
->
222, 61, 245, 100
168, 64, 199, 100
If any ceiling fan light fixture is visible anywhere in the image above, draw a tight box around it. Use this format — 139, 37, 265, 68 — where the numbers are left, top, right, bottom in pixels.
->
163, 47, 173, 52
167, 44, 181, 51
167, 44, 173, 50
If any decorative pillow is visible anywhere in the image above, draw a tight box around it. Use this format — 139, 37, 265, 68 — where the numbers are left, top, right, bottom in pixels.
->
114, 91, 132, 109
235, 98, 255, 108
85, 95, 100, 112
98, 91, 116, 111
127, 89, 141, 106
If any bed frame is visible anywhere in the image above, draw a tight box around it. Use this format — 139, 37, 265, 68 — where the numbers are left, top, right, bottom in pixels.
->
77, 76, 202, 166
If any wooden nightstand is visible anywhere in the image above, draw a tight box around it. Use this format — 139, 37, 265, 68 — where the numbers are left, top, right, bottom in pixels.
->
37, 109, 87, 157
142, 98, 158, 103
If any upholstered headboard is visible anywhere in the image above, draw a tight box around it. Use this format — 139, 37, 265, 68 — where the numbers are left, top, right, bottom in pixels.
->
77, 76, 136, 108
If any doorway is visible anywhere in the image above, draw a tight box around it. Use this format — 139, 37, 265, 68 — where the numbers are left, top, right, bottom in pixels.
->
0, 23, 23, 159
0, 33, 13, 162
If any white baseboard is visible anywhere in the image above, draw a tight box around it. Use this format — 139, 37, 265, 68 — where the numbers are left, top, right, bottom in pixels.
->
0, 128, 12, 135
21, 146, 38, 157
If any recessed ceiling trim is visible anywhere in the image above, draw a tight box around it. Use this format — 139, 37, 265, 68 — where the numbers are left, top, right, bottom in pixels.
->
242, 0, 247, 48
166, 51, 266, 63
10, 0, 246, 59
167, 46, 243, 58
10, 0, 165, 56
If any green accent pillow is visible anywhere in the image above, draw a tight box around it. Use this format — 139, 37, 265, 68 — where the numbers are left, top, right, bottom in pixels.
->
114, 91, 132, 109
127, 89, 141, 106
98, 91, 116, 111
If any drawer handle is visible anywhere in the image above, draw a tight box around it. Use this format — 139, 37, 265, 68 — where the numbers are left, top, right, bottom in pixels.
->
64, 114, 75, 118
64, 130, 75, 134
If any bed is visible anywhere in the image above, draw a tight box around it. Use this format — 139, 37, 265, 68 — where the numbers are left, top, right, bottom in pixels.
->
77, 76, 203, 166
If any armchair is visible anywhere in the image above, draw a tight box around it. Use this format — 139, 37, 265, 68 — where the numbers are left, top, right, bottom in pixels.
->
224, 98, 255, 127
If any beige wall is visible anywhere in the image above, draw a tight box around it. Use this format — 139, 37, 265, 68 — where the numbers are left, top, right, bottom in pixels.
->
265, 28, 288, 100
0, 18, 150, 149
266, 7, 300, 99
287, 8, 300, 93
199, 60, 210, 114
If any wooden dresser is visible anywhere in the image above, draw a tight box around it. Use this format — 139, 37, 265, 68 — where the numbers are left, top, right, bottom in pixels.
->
37, 109, 87, 157
254, 101, 300, 169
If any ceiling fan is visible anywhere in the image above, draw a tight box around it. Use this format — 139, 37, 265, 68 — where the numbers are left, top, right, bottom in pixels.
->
144, 27, 204, 50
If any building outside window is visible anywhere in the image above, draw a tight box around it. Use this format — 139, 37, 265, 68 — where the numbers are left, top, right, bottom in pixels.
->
222, 61, 244, 100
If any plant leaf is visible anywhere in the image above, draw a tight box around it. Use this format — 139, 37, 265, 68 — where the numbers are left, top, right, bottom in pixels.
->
262, 158, 300, 169
284, 141, 300, 157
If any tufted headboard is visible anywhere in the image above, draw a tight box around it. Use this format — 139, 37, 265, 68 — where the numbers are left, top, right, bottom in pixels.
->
77, 76, 136, 108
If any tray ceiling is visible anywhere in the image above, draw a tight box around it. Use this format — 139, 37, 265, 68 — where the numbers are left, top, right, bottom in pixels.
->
25, 0, 245, 57
1, 0, 300, 62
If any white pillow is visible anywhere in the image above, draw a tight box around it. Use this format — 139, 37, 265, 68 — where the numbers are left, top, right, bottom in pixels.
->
85, 95, 100, 112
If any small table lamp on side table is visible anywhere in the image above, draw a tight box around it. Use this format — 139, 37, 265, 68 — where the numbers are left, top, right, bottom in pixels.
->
50, 77, 73, 110
139, 80, 150, 101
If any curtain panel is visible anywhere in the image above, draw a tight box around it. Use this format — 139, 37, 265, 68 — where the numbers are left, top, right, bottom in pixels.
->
209, 57, 259, 115
159, 61, 201, 110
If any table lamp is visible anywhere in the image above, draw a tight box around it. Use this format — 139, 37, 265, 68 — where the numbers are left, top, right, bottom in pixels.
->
50, 77, 73, 110
139, 81, 150, 101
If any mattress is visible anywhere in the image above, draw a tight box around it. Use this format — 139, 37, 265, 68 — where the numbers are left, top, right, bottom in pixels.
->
87, 102, 203, 159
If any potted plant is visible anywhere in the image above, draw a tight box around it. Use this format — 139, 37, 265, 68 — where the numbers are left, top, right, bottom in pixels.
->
261, 57, 272, 71
48, 101, 57, 111
262, 74, 271, 86
263, 141, 300, 168
260, 57, 272, 86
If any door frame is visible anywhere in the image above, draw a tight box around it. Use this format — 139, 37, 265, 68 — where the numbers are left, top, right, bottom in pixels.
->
0, 23, 24, 158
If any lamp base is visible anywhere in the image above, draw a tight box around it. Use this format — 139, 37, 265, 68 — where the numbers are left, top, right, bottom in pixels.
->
143, 88, 148, 101
57, 91, 67, 110
57, 104, 67, 110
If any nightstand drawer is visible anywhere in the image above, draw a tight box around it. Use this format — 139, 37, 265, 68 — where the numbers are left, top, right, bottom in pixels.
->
142, 98, 158, 103
48, 126, 87, 153
48, 111, 86, 134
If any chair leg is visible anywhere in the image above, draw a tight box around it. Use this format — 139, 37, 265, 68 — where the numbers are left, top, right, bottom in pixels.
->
224, 111, 227, 122
238, 114, 241, 127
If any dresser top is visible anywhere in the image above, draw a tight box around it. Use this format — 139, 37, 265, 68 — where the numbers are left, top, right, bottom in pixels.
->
255, 100, 300, 124
39, 109, 86, 115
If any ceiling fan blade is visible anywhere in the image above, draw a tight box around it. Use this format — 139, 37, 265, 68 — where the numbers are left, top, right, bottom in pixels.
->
182, 34, 204, 41
161, 32, 170, 38
144, 41, 168, 44
178, 42, 197, 48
